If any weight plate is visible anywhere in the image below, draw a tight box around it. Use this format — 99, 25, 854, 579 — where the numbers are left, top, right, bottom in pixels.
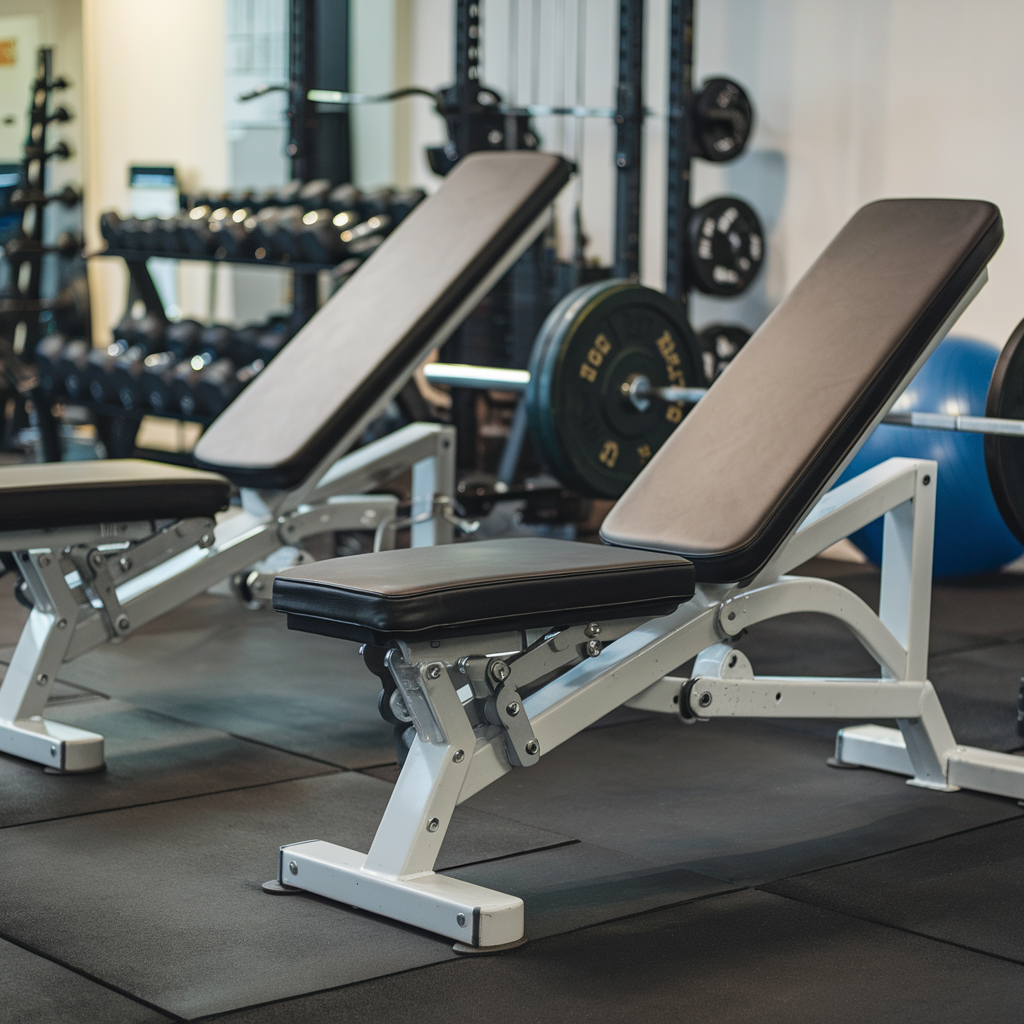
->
526, 280, 705, 499
697, 322, 751, 381
688, 197, 764, 296
692, 78, 753, 163
985, 317, 1024, 543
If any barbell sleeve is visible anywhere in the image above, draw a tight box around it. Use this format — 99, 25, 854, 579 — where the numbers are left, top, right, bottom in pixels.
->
423, 363, 530, 392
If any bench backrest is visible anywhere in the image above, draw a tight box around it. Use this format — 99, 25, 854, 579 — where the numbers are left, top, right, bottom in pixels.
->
193, 151, 570, 490
601, 198, 1002, 582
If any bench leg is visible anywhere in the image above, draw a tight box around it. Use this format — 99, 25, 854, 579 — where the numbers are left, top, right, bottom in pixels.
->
0, 550, 104, 772
275, 651, 524, 947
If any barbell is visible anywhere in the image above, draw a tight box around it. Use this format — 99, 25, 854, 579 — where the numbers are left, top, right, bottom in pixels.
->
424, 279, 1024, 527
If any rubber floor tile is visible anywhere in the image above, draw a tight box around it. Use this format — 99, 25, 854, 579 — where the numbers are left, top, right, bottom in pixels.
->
446, 840, 734, 939
462, 716, 1022, 884
927, 640, 1024, 751
765, 815, 1024, 964
52, 592, 396, 769
0, 696, 336, 828
0, 577, 29, 646
0, 771, 569, 1019
0, 936, 168, 1024
794, 557, 1024, 653
210, 888, 1024, 1024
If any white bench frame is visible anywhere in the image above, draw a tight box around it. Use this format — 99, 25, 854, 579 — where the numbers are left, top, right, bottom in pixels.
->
276, 455, 1024, 949
273, 269, 1024, 950
0, 423, 454, 772
0, 203, 558, 774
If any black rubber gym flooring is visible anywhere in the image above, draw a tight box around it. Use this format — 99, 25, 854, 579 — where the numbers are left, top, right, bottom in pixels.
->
3, 555, 1024, 1021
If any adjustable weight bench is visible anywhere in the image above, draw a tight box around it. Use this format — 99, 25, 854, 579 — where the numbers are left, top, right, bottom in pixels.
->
0, 151, 571, 773
271, 197, 1024, 950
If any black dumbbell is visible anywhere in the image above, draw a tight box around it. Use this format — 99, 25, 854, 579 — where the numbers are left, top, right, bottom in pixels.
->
208, 205, 253, 257
99, 211, 127, 250
328, 183, 362, 214
360, 189, 394, 219
108, 346, 151, 412
34, 335, 70, 395
59, 339, 92, 401
112, 310, 166, 355
139, 351, 180, 413
199, 324, 234, 361
298, 208, 356, 263
265, 205, 307, 260
245, 206, 284, 259
83, 346, 120, 404
180, 205, 217, 256
274, 180, 303, 206
298, 178, 333, 211
181, 358, 239, 417
163, 319, 203, 360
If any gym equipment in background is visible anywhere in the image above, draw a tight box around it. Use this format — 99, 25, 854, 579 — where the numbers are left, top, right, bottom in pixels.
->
526, 281, 704, 497
428, 299, 1024, 578
267, 200, 1024, 950
227, 4, 762, 529
427, 280, 706, 499
837, 335, 1024, 577
87, 185, 427, 459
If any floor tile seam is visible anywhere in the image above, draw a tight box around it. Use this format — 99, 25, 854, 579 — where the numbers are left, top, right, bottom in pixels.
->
354, 760, 401, 773
440, 838, 581, 872
0, 767, 346, 831
744, 807, 1024, 886
446, 805, 660, 864
185, 951, 462, 1022
187, 886, 752, 1023
0, 929, 183, 1021
759, 888, 1024, 969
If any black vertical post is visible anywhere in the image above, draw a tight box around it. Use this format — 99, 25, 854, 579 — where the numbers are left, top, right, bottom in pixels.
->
665, 0, 694, 307
614, 0, 644, 281
287, 0, 316, 183
454, 0, 481, 160
288, 0, 351, 183
22, 48, 60, 460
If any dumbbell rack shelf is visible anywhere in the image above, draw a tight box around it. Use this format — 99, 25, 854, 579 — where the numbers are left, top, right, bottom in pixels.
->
91, 248, 339, 274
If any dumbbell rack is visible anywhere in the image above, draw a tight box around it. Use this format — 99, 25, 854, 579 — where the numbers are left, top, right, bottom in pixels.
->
2, 47, 79, 461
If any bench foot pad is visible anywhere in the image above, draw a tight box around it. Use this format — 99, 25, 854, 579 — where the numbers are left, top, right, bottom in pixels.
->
0, 717, 105, 772
278, 839, 524, 947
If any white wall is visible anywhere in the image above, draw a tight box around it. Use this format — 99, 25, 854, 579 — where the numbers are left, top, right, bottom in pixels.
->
402, 0, 1024, 345
82, 0, 229, 342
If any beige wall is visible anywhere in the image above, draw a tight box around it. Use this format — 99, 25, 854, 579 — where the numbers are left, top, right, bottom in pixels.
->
402, 0, 1024, 346
82, 0, 227, 342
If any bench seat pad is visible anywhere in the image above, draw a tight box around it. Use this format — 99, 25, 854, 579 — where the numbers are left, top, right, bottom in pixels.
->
0, 459, 231, 533
273, 538, 694, 644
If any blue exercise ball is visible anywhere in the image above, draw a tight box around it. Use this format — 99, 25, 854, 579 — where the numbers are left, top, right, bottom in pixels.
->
835, 335, 1024, 577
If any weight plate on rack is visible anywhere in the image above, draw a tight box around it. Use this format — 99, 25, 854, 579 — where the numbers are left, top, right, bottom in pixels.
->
688, 197, 764, 296
985, 317, 1024, 543
692, 78, 754, 163
697, 322, 751, 381
526, 280, 705, 499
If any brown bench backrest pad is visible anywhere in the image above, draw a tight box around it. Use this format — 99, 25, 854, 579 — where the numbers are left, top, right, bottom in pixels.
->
602, 198, 1002, 583
193, 152, 571, 490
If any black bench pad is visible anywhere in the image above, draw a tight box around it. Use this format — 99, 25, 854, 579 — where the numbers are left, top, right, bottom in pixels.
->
273, 538, 694, 645
0, 459, 231, 533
